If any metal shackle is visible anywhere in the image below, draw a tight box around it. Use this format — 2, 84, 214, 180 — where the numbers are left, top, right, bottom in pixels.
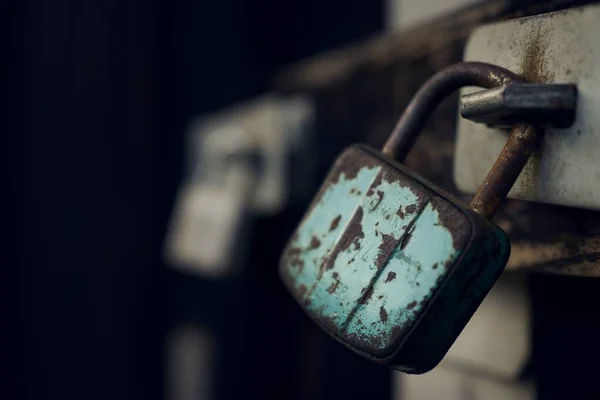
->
381, 61, 537, 220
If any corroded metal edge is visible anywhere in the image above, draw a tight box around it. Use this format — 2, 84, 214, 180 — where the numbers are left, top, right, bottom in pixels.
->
470, 124, 540, 219
391, 221, 511, 373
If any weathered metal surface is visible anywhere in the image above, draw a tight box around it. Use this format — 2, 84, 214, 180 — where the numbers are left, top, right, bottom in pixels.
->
382, 62, 521, 160
380, 61, 547, 222
273, 0, 600, 276
456, 3, 600, 211
280, 146, 510, 372
461, 83, 577, 128
470, 124, 541, 219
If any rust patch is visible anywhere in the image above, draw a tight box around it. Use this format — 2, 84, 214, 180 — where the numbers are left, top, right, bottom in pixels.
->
310, 235, 321, 249
400, 225, 415, 251
371, 171, 383, 190
327, 272, 341, 293
286, 246, 305, 272
320, 206, 364, 276
380, 167, 403, 186
406, 301, 417, 309
520, 20, 554, 83
287, 247, 301, 256
396, 206, 405, 219
358, 286, 374, 305
290, 258, 305, 271
345, 329, 385, 350
328, 149, 379, 185
377, 233, 398, 269
298, 284, 307, 296
381, 166, 431, 209
440, 260, 454, 270
329, 215, 342, 231
469, 124, 540, 219
431, 197, 470, 251
379, 306, 388, 322
311, 148, 379, 206
385, 271, 397, 283
372, 190, 384, 209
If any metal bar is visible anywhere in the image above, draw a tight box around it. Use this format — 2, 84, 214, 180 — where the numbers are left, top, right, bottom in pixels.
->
469, 123, 540, 219
460, 83, 577, 129
382, 62, 523, 161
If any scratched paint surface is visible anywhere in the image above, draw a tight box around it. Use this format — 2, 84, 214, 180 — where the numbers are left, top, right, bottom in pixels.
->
281, 147, 471, 356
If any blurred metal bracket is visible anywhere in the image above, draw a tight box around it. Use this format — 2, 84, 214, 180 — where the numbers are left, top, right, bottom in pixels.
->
164, 95, 315, 278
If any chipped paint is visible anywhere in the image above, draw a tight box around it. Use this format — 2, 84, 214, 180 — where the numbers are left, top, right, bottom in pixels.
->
343, 199, 464, 356
280, 146, 511, 371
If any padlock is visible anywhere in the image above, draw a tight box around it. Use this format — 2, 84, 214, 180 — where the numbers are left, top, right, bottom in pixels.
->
279, 62, 577, 373
164, 126, 261, 277
165, 95, 315, 278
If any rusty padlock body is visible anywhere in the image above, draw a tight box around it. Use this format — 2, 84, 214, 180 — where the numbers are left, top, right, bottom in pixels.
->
280, 62, 571, 373
280, 144, 509, 373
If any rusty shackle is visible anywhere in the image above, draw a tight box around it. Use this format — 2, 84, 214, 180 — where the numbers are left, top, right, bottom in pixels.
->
382, 61, 538, 220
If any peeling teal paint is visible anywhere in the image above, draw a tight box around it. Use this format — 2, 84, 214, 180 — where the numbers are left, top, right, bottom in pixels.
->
280, 146, 510, 372
284, 164, 381, 332
344, 201, 461, 353
394, 226, 509, 373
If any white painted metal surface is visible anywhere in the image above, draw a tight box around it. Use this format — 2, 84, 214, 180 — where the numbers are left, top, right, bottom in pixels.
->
454, 4, 600, 210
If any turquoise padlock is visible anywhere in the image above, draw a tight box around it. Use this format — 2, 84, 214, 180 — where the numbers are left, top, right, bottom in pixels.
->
280, 62, 545, 373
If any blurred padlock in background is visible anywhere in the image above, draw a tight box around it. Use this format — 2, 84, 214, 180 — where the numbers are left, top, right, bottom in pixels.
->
5, 1, 600, 400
